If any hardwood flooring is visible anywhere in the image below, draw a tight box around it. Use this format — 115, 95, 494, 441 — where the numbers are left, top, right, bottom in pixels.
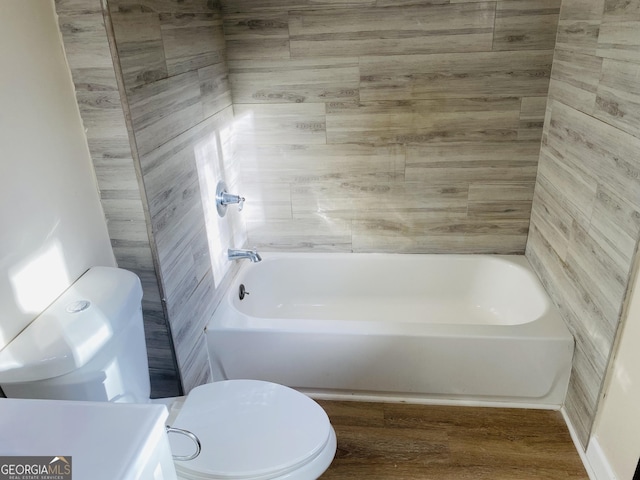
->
317, 400, 588, 479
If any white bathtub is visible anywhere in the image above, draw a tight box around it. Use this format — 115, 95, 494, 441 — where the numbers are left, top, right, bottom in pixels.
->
206, 254, 574, 408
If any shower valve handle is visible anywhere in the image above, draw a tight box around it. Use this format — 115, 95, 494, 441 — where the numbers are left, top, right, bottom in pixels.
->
215, 181, 245, 216
221, 192, 245, 210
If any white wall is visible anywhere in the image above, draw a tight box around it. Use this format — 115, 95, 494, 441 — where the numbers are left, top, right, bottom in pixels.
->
589, 256, 640, 479
0, 0, 115, 350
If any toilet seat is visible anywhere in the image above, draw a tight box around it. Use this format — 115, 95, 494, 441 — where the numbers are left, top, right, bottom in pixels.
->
168, 380, 336, 480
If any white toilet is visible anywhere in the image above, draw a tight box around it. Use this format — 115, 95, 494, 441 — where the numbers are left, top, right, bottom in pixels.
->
0, 267, 336, 480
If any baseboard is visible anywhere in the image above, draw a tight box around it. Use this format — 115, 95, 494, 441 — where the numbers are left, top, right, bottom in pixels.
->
586, 437, 618, 480
561, 407, 617, 480
301, 388, 560, 410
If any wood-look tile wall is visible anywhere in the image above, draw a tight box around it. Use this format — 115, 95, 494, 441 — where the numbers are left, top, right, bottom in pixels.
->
221, 0, 560, 253
526, 0, 640, 448
54, 0, 181, 398
106, 0, 244, 393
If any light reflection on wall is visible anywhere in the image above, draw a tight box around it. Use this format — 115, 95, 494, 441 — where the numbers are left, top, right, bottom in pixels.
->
231, 111, 266, 229
194, 113, 248, 287
195, 133, 230, 288
10, 240, 70, 316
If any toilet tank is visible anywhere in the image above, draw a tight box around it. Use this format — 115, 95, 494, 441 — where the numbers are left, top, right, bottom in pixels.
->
0, 267, 151, 403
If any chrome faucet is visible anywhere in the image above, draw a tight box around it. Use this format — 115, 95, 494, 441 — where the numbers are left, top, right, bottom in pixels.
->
228, 248, 262, 263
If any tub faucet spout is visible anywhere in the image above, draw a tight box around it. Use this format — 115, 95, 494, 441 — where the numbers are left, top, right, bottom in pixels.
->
228, 248, 262, 263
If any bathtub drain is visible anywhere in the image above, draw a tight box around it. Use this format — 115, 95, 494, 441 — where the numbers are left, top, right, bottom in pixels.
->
239, 284, 249, 300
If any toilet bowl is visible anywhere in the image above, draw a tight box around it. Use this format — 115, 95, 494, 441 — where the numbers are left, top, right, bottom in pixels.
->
0, 267, 336, 480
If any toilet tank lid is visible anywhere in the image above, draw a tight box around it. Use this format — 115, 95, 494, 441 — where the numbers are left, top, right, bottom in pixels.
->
0, 267, 143, 384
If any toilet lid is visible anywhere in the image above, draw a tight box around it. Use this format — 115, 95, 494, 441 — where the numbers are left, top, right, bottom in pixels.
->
169, 380, 332, 479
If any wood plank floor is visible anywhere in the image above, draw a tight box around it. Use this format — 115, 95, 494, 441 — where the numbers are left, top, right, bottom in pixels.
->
317, 400, 589, 479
